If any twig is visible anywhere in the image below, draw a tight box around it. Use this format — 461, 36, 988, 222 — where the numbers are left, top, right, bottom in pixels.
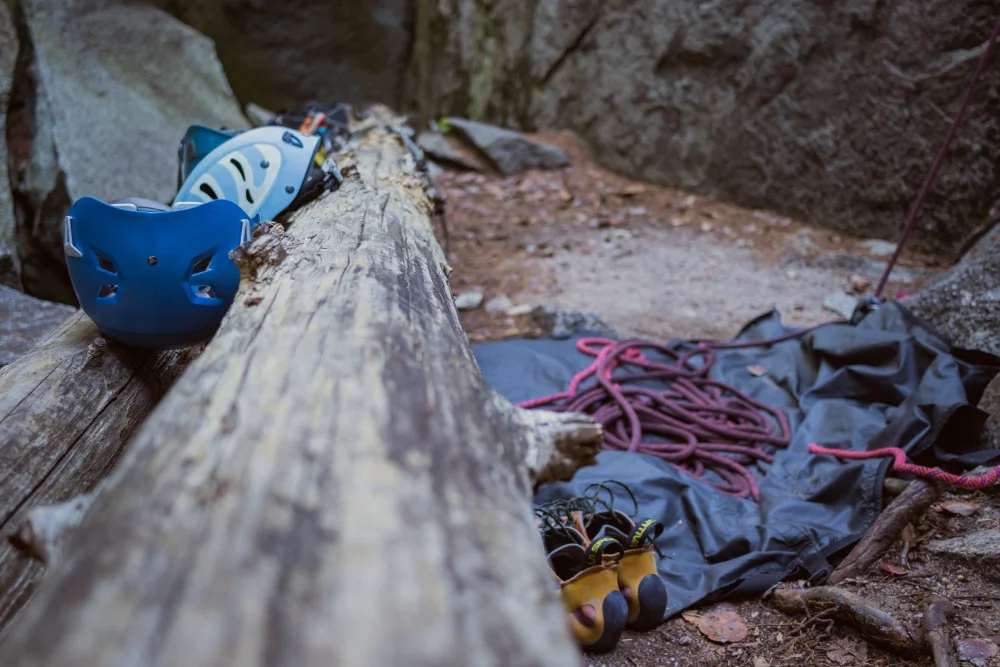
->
771, 585, 925, 659
828, 479, 938, 585
922, 596, 958, 667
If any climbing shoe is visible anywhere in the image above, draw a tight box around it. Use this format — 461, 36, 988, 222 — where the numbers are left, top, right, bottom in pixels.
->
535, 503, 629, 653
575, 482, 668, 631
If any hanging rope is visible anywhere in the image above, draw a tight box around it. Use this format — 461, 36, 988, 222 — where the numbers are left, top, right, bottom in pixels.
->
874, 15, 1000, 297
519, 337, 792, 500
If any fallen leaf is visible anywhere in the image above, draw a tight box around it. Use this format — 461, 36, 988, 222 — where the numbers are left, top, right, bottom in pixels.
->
681, 603, 748, 644
752, 658, 770, 667
774, 632, 783, 643
935, 500, 981, 517
826, 638, 867, 665
747, 365, 767, 377
956, 638, 999, 661
826, 646, 853, 665
879, 561, 907, 576
620, 183, 645, 196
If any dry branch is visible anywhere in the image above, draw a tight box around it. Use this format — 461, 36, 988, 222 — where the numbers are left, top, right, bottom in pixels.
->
827, 479, 938, 585
0, 312, 195, 633
922, 596, 958, 667
0, 106, 600, 666
772, 585, 924, 658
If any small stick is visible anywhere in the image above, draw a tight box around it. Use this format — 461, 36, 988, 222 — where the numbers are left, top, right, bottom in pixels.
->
922, 596, 958, 667
772, 585, 924, 658
828, 479, 938, 585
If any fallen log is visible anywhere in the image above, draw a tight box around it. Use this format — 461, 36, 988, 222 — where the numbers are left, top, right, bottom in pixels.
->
0, 107, 601, 666
827, 479, 938, 585
772, 585, 924, 659
0, 311, 195, 633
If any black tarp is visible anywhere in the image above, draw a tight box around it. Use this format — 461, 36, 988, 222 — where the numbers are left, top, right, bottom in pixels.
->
470, 303, 1000, 621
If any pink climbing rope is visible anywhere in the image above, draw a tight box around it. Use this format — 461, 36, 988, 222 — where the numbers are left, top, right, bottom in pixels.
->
809, 443, 1000, 489
518, 337, 793, 500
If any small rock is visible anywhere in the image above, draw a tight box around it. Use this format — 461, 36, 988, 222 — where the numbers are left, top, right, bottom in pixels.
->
822, 292, 859, 320
484, 294, 514, 314
861, 239, 899, 257
530, 305, 619, 340
677, 194, 696, 210
416, 131, 485, 172
700, 221, 714, 233
620, 183, 646, 196
956, 638, 998, 664
506, 304, 533, 317
628, 206, 647, 216
443, 117, 569, 175
453, 291, 484, 311
849, 274, 871, 292
924, 530, 1000, 581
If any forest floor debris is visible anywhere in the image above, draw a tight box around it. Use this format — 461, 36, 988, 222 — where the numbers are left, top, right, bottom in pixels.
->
440, 130, 999, 666
441, 130, 943, 343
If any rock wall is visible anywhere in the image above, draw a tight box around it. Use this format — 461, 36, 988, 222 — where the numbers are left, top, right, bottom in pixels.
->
5, 0, 248, 303
407, 0, 1000, 256
0, 0, 18, 289
151, 0, 414, 112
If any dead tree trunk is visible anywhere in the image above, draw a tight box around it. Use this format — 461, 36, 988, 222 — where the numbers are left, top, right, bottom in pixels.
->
0, 311, 195, 633
0, 107, 601, 666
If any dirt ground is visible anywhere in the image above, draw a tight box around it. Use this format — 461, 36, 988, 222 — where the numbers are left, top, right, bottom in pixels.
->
440, 131, 943, 343
435, 132, 999, 667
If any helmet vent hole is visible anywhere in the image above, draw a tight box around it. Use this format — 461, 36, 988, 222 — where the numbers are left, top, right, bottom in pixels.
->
98, 284, 119, 298
245, 189, 255, 204
230, 158, 246, 180
98, 257, 117, 274
199, 183, 219, 200
192, 256, 211, 274
196, 285, 217, 299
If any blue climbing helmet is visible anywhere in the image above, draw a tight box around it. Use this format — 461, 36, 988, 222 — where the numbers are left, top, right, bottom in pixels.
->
172, 125, 322, 222
63, 196, 254, 350
177, 123, 242, 188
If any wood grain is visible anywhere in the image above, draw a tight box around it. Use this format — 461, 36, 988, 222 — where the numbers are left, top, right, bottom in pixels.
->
0, 107, 599, 666
0, 312, 195, 634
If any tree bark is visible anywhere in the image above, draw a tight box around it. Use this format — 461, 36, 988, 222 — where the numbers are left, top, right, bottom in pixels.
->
0, 311, 195, 634
0, 107, 601, 666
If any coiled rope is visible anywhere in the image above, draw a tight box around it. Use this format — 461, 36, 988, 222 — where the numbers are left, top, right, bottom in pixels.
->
519, 337, 792, 500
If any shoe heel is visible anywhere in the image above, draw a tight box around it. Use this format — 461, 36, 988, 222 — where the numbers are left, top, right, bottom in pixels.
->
561, 565, 629, 653
618, 547, 667, 630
